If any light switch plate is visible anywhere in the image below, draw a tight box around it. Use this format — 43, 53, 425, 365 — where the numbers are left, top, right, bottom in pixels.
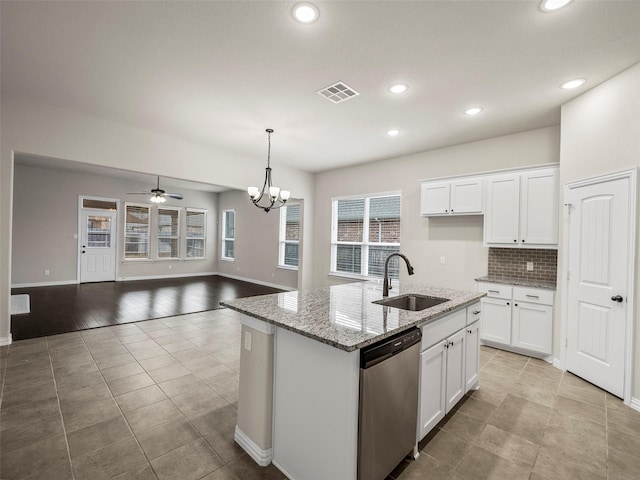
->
440, 256, 446, 265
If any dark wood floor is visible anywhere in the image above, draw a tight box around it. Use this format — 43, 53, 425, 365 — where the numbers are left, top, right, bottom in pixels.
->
10, 276, 283, 341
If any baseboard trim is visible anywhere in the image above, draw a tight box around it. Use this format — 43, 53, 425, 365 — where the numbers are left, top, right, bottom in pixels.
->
0, 334, 13, 346
12, 280, 79, 288
118, 272, 218, 282
629, 397, 640, 413
234, 426, 272, 466
217, 273, 295, 291
552, 357, 562, 370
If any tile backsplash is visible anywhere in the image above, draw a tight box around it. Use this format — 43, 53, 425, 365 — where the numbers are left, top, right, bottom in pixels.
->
487, 248, 558, 285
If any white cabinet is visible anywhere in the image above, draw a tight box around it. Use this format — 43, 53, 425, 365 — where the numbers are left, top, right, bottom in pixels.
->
477, 282, 554, 356
421, 177, 484, 216
418, 304, 480, 441
484, 167, 559, 248
465, 320, 480, 391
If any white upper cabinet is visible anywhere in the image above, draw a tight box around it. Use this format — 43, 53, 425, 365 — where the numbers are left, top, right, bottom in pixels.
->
484, 167, 559, 248
421, 177, 484, 216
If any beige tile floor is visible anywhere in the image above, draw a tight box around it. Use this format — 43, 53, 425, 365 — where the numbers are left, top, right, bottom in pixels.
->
1, 309, 639, 480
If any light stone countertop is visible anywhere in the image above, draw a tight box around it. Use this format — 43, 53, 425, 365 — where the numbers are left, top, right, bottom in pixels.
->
221, 281, 485, 352
475, 275, 557, 290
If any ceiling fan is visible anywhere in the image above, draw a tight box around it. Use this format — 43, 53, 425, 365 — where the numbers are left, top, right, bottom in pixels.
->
128, 176, 183, 203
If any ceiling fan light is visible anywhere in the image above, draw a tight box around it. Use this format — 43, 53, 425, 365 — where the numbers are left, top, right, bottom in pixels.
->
269, 186, 281, 199
280, 190, 291, 201
292, 3, 319, 23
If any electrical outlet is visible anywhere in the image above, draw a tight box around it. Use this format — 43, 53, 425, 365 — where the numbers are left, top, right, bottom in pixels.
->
527, 262, 534, 271
440, 256, 446, 265
44, 269, 50, 276
244, 331, 252, 352
168, 264, 172, 269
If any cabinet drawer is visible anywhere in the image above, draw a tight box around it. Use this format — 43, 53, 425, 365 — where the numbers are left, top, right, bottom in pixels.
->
513, 287, 554, 306
467, 302, 481, 325
477, 282, 512, 300
420, 309, 466, 350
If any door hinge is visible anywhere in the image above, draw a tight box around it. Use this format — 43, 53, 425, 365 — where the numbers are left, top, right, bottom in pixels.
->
567, 271, 571, 281
565, 337, 568, 347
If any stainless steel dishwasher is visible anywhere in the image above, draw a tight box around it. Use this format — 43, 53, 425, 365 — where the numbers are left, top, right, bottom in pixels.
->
357, 327, 422, 480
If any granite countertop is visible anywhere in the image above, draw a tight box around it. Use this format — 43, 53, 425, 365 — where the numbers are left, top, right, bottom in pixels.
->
475, 275, 556, 290
221, 281, 485, 352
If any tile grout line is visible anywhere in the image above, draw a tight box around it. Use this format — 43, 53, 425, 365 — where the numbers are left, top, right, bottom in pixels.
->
46, 335, 78, 480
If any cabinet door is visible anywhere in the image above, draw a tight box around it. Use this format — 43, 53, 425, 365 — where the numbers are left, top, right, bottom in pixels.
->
445, 329, 466, 413
484, 173, 520, 245
520, 168, 559, 246
480, 297, 511, 346
465, 321, 480, 392
450, 178, 484, 214
421, 181, 450, 216
512, 301, 553, 354
418, 340, 447, 440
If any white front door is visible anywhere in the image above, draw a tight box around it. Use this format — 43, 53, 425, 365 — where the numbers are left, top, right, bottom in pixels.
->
80, 209, 117, 283
565, 175, 632, 398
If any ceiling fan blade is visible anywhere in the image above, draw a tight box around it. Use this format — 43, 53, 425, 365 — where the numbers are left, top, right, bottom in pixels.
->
127, 192, 152, 195
165, 193, 183, 200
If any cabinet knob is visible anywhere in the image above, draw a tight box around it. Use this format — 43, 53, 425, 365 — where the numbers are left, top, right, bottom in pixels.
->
522, 239, 525, 243
515, 303, 518, 307
445, 209, 448, 213
472, 310, 481, 315
506, 302, 510, 306
611, 295, 624, 303
513, 239, 517, 242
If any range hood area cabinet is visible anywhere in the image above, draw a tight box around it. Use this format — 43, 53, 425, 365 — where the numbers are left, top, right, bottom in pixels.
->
420, 165, 559, 249
483, 167, 559, 248
420, 176, 484, 216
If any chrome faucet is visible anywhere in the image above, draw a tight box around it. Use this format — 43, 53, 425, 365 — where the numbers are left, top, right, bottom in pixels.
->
383, 252, 415, 297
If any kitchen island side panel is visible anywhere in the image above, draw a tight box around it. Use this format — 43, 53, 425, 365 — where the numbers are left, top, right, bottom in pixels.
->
272, 327, 360, 480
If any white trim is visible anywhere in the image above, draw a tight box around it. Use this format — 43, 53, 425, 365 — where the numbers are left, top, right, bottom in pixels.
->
239, 315, 276, 335
0, 333, 13, 346
553, 357, 562, 370
234, 426, 273, 467
221, 209, 235, 261
630, 397, 640, 413
78, 196, 120, 283
560, 168, 637, 405
216, 272, 295, 291
117, 271, 218, 282
12, 279, 79, 288
418, 162, 560, 183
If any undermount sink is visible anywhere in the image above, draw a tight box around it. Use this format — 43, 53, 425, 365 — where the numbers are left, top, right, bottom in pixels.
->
373, 294, 449, 312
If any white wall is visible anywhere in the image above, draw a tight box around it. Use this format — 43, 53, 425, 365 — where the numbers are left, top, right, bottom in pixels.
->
559, 62, 640, 399
12, 163, 219, 285
312, 126, 561, 291
217, 189, 298, 290
0, 94, 314, 344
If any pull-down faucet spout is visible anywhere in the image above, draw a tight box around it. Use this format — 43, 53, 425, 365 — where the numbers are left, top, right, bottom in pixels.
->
383, 253, 415, 297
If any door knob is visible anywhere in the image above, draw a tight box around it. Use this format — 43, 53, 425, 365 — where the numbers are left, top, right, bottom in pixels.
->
611, 295, 624, 303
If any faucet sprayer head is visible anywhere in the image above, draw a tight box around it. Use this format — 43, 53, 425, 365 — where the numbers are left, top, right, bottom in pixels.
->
408, 266, 415, 275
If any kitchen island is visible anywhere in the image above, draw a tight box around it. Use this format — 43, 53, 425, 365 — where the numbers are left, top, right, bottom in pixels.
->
222, 281, 485, 480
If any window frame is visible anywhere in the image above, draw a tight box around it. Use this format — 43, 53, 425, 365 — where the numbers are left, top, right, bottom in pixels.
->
278, 203, 300, 270
156, 206, 181, 260
124, 202, 151, 261
185, 208, 207, 260
221, 209, 235, 261
330, 192, 401, 279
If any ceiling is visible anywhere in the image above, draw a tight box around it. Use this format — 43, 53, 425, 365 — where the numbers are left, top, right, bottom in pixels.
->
2, 1, 640, 173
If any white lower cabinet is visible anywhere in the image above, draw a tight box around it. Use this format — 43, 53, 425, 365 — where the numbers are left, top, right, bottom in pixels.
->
477, 282, 554, 356
418, 303, 480, 441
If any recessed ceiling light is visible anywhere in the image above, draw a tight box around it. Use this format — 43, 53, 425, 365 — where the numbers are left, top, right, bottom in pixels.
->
386, 129, 400, 136
560, 78, 586, 90
389, 84, 408, 94
540, 0, 574, 12
292, 3, 319, 23
464, 107, 483, 116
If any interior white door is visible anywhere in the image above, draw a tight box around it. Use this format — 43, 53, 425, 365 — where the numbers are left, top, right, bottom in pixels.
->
80, 209, 117, 283
566, 176, 630, 398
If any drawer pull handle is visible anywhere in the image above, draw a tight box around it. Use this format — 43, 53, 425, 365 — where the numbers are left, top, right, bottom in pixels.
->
472, 310, 481, 315
488, 290, 500, 293
526, 294, 539, 299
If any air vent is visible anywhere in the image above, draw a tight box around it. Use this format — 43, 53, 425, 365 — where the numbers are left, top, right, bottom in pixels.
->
317, 81, 360, 104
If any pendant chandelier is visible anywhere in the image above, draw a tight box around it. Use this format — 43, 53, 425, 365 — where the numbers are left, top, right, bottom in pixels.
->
248, 128, 290, 212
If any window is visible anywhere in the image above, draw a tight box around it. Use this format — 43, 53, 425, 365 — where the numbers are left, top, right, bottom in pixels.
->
124, 204, 150, 259
331, 194, 401, 278
279, 204, 300, 269
186, 209, 207, 259
157, 207, 180, 259
221, 210, 235, 260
